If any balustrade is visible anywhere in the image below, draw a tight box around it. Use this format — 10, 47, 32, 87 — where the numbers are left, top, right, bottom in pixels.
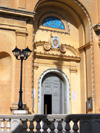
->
0, 114, 80, 133
0, 114, 100, 132
0, 118, 11, 132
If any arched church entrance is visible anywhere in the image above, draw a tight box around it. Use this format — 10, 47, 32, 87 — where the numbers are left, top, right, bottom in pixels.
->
38, 68, 70, 114
42, 72, 64, 114
34, 0, 93, 114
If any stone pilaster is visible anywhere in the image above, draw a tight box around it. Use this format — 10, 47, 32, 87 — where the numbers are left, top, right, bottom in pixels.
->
18, 0, 26, 10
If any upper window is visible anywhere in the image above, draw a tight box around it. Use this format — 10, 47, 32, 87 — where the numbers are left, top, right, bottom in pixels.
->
42, 16, 65, 30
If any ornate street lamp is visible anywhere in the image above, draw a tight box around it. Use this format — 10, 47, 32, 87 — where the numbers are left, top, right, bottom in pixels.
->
12, 46, 32, 110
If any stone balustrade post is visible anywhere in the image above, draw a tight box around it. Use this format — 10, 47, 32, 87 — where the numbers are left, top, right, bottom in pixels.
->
29, 119, 34, 133
42, 118, 48, 133
5, 119, 11, 133
22, 119, 28, 133
35, 118, 41, 133
65, 119, 71, 133
0, 119, 5, 132
57, 119, 63, 133
73, 119, 79, 133
49, 119, 55, 133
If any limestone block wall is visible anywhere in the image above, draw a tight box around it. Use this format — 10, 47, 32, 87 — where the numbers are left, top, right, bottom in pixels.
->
0, 0, 100, 114
0, 7, 34, 114
0, 29, 15, 114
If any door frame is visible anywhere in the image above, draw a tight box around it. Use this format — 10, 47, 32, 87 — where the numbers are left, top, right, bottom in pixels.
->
38, 68, 70, 114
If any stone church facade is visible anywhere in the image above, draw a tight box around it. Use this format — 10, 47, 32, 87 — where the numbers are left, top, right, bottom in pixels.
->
0, 0, 100, 114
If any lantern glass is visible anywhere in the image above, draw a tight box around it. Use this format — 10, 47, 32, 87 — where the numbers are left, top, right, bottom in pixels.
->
12, 47, 21, 57
24, 47, 32, 57
15, 51, 19, 56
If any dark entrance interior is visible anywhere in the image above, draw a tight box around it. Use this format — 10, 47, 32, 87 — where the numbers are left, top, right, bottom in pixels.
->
44, 95, 52, 114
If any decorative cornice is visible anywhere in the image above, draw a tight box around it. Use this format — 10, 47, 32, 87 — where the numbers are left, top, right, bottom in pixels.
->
78, 42, 92, 52
0, 6, 35, 18
34, 41, 46, 46
35, 51, 81, 62
34, 41, 80, 56
39, 28, 68, 34
15, 30, 28, 36
69, 68, 77, 73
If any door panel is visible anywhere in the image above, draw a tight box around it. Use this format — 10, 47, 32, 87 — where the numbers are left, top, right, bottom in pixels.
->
42, 73, 63, 114
52, 76, 61, 114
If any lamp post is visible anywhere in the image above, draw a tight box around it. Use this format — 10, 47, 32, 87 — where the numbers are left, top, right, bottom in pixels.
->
12, 46, 32, 110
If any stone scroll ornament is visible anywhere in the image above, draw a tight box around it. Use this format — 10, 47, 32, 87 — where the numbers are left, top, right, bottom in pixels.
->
60, 44, 66, 53
43, 42, 51, 51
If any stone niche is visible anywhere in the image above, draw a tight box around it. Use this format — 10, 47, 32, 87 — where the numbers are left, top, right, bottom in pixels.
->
0, 52, 11, 82
0, 52, 11, 114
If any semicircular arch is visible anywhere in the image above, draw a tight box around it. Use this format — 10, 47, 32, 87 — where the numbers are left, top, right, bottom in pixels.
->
38, 68, 70, 114
34, 0, 92, 43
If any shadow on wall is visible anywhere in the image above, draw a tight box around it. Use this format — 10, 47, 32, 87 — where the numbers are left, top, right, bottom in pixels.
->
0, 52, 11, 82
0, 52, 11, 114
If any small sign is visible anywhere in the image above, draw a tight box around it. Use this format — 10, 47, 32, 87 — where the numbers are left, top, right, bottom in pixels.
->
72, 91, 76, 100
87, 97, 92, 110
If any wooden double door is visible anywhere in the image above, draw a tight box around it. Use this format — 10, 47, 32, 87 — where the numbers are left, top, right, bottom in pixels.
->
42, 73, 64, 114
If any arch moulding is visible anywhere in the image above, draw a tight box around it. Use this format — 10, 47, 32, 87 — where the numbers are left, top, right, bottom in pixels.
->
38, 68, 70, 114
34, 0, 92, 42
